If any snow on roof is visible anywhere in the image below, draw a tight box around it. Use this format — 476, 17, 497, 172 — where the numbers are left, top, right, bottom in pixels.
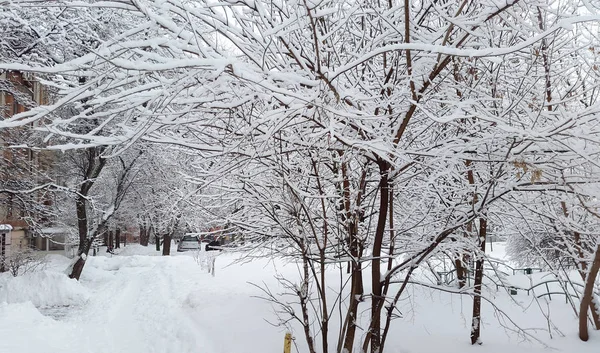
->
40, 227, 69, 234
0, 224, 13, 232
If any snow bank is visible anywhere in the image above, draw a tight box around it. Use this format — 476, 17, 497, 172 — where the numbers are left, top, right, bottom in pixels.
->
0, 301, 54, 324
0, 270, 89, 307
115, 244, 162, 256
0, 301, 78, 353
44, 254, 73, 269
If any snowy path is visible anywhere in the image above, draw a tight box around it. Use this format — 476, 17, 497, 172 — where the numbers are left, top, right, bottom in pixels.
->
0, 251, 280, 353
73, 258, 215, 353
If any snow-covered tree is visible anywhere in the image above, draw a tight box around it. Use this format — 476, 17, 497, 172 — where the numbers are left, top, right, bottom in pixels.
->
3, 0, 600, 348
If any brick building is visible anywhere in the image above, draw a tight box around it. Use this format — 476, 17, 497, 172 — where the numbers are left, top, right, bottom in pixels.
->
0, 70, 69, 265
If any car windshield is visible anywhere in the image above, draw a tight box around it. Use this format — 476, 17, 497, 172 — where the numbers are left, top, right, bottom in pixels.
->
181, 236, 197, 242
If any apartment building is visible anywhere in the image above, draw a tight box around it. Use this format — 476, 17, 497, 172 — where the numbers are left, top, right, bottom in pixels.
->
0, 70, 69, 266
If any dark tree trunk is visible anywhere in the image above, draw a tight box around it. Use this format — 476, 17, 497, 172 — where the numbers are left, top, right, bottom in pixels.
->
155, 235, 161, 251
377, 186, 397, 353
115, 228, 121, 249
75, 195, 88, 253
579, 245, 600, 341
341, 263, 363, 353
68, 144, 109, 280
470, 218, 487, 345
340, 238, 364, 353
337, 159, 366, 353
562, 202, 600, 330
455, 257, 466, 288
108, 231, 114, 249
139, 225, 149, 246
69, 238, 92, 280
139, 226, 145, 246
462, 160, 476, 291
365, 160, 389, 353
103, 231, 108, 246
573, 230, 600, 330
298, 243, 317, 353
142, 230, 149, 246
70, 193, 91, 280
162, 234, 171, 255
319, 248, 329, 353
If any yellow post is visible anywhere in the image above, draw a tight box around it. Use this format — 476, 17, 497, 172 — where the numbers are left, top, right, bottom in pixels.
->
283, 332, 292, 353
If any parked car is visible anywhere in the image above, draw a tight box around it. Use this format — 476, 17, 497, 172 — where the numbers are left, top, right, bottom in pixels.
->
205, 239, 221, 251
177, 235, 201, 252
200, 234, 216, 243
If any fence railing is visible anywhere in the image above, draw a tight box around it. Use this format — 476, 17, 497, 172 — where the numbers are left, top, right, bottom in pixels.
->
486, 259, 543, 275
434, 262, 598, 303
493, 279, 599, 302
435, 265, 542, 287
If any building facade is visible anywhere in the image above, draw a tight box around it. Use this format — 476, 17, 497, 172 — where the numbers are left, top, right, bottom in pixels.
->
0, 70, 69, 265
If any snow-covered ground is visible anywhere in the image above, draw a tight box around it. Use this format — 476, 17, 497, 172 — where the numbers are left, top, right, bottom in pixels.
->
0, 243, 597, 353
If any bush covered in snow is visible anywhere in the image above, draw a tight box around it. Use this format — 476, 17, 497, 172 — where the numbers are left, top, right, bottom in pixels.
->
2, 248, 46, 277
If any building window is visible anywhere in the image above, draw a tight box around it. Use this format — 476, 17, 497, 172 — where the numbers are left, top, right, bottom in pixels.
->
0, 234, 5, 272
6, 194, 13, 218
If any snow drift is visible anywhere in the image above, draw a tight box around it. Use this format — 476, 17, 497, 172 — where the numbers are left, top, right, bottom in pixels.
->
0, 270, 89, 308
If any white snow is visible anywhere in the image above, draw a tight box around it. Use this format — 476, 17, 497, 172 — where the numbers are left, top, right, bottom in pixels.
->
0, 270, 89, 308
0, 244, 597, 353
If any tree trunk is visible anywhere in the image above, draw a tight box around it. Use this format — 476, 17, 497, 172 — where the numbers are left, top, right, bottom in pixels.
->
139, 225, 149, 246
455, 256, 466, 289
574, 230, 600, 330
115, 228, 121, 249
162, 234, 171, 255
319, 248, 329, 353
579, 244, 600, 341
377, 186, 396, 353
340, 230, 363, 353
341, 263, 363, 353
69, 239, 92, 280
70, 194, 91, 280
365, 160, 389, 353
68, 143, 109, 280
155, 235, 161, 251
462, 160, 476, 291
108, 231, 114, 249
335, 158, 366, 353
299, 245, 317, 353
470, 218, 487, 345
75, 195, 88, 254
562, 201, 600, 330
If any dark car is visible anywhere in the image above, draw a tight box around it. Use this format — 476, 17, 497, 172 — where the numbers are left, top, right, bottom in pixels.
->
200, 234, 215, 243
205, 239, 221, 251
